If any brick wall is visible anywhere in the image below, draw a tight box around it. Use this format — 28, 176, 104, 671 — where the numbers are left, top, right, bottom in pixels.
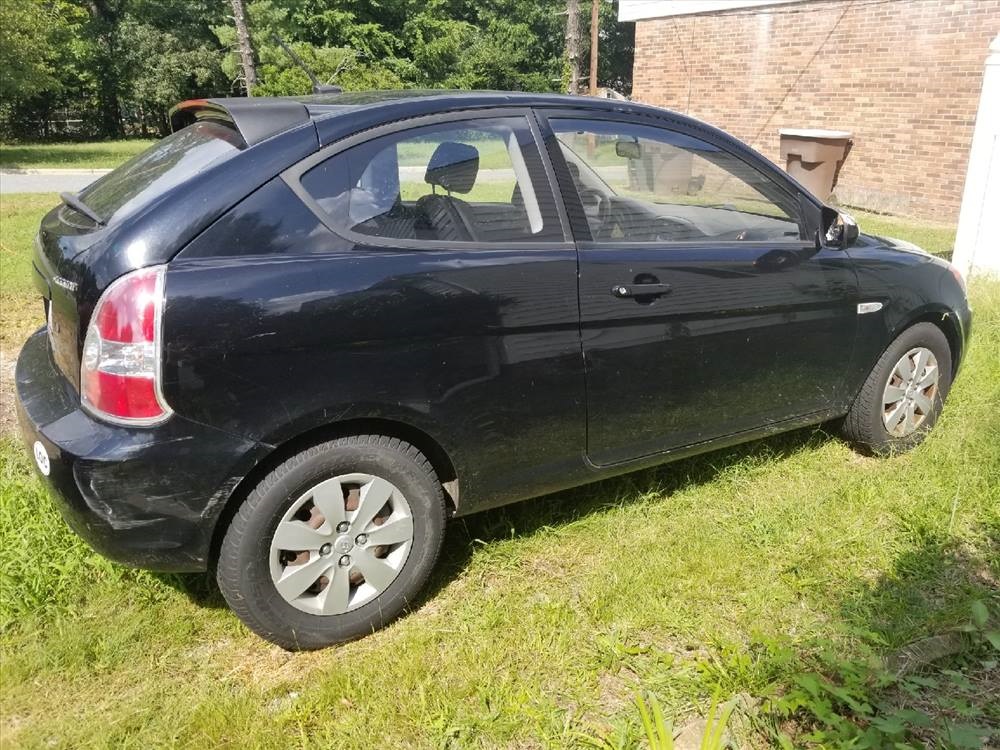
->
631, 0, 1000, 222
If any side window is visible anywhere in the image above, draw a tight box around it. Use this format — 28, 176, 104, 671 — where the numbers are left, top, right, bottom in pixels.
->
549, 119, 804, 243
299, 117, 562, 244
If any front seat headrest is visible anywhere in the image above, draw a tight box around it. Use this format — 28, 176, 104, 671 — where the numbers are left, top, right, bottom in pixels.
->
425, 142, 479, 194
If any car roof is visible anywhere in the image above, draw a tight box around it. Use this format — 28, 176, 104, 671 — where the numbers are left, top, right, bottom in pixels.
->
171, 90, 705, 148
293, 89, 630, 116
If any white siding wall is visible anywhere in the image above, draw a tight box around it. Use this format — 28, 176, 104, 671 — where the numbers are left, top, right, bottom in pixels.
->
953, 34, 1000, 279
619, 0, 801, 22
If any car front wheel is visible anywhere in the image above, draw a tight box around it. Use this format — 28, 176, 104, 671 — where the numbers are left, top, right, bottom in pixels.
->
842, 322, 952, 456
216, 435, 447, 650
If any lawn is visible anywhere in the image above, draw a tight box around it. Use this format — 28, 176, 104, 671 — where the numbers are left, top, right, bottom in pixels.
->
850, 209, 958, 258
0, 189, 997, 748
0, 141, 154, 170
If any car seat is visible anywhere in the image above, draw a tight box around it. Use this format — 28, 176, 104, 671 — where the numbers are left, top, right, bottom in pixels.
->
416, 142, 480, 241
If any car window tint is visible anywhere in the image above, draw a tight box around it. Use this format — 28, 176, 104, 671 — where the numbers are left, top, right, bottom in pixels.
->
300, 117, 562, 244
549, 119, 804, 243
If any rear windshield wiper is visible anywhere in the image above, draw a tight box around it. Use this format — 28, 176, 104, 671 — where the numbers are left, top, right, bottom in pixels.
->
59, 191, 105, 226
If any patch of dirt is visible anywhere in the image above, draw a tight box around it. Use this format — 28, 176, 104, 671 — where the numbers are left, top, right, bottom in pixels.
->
1, 346, 19, 438
596, 667, 638, 716
576, 665, 641, 736
187, 633, 384, 694
1, 713, 26, 743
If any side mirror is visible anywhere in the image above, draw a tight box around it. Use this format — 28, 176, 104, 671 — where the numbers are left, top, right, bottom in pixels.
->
615, 139, 642, 159
819, 206, 859, 249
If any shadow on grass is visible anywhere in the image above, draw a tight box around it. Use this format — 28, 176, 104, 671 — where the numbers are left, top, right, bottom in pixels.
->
153, 570, 228, 609
838, 527, 998, 649
424, 423, 835, 604
765, 527, 999, 747
155, 424, 835, 612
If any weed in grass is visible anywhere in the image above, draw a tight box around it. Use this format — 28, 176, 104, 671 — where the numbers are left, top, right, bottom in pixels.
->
576, 690, 735, 750
763, 601, 1000, 749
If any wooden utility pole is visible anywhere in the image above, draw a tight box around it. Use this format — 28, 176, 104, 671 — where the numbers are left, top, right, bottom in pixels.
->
589, 0, 599, 94
230, 0, 258, 95
566, 0, 581, 94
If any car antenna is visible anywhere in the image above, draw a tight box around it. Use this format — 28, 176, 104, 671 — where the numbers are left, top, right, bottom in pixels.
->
271, 34, 342, 95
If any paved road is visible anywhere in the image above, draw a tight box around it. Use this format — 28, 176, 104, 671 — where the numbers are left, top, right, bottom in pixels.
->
1, 170, 109, 194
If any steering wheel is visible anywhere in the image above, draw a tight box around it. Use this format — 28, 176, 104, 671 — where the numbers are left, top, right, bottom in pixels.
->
652, 216, 701, 243
578, 188, 614, 237
735, 228, 768, 241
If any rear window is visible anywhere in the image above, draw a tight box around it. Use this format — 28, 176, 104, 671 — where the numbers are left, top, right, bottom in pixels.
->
76, 121, 245, 223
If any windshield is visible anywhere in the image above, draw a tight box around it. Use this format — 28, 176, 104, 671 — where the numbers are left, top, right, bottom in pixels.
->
77, 121, 245, 224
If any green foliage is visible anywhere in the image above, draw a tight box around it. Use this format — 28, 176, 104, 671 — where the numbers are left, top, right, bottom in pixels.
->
218, 0, 587, 96
0, 0, 67, 99
0, 0, 635, 139
403, 10, 477, 87
1, 0, 230, 139
249, 42, 408, 97
765, 601, 1000, 749
119, 18, 223, 129
636, 693, 676, 749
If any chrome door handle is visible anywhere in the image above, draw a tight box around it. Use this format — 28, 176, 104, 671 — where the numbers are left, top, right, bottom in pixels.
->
611, 283, 672, 299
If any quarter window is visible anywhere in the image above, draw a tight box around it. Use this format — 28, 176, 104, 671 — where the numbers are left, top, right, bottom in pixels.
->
549, 119, 804, 243
300, 117, 562, 244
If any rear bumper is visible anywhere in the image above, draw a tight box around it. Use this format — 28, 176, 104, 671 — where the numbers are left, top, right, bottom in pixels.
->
15, 328, 264, 572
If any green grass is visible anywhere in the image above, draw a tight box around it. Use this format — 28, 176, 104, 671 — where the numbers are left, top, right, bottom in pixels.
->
0, 140, 155, 170
0, 193, 57, 350
397, 138, 513, 170
400, 180, 516, 203
0, 193, 997, 747
850, 209, 958, 258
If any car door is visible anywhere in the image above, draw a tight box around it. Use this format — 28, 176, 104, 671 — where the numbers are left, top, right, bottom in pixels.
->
169, 110, 586, 513
537, 113, 859, 466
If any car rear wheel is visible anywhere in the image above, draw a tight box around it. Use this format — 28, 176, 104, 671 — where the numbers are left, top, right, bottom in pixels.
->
216, 435, 447, 650
842, 322, 952, 456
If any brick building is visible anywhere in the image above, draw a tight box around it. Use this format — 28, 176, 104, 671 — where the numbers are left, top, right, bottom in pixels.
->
621, 0, 1000, 222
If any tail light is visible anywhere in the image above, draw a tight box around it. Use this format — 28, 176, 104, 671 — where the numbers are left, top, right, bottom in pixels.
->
81, 266, 172, 425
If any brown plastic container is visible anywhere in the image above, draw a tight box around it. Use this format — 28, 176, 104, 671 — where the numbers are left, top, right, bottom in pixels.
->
779, 129, 853, 200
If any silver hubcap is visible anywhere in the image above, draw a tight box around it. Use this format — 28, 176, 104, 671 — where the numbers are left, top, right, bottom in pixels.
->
269, 473, 414, 615
882, 346, 939, 438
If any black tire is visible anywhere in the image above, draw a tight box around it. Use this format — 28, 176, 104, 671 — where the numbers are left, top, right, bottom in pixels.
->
216, 435, 447, 650
842, 322, 952, 456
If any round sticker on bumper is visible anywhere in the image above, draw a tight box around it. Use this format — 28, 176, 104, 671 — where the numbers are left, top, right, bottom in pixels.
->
33, 441, 51, 476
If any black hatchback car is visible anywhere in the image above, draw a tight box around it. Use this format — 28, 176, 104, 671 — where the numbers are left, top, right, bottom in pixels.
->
16, 91, 971, 649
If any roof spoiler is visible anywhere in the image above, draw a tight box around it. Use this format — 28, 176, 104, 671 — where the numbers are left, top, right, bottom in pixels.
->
168, 97, 312, 146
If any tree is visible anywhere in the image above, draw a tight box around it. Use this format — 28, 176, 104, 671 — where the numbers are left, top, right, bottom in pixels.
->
0, 0, 63, 99
0, 0, 633, 141
565, 0, 582, 94
119, 18, 225, 134
229, 0, 258, 94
